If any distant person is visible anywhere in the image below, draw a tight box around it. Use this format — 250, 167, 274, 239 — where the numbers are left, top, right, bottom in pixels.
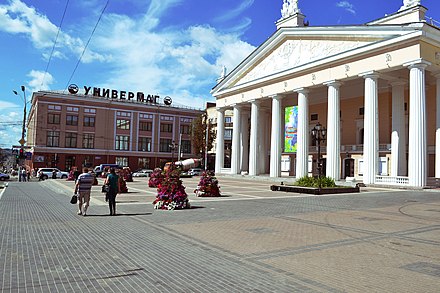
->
21, 169, 27, 182
52, 169, 57, 179
74, 167, 95, 216
73, 168, 81, 182
38, 170, 44, 181
104, 167, 120, 216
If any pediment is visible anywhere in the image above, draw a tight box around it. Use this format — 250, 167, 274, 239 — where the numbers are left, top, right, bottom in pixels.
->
234, 38, 372, 86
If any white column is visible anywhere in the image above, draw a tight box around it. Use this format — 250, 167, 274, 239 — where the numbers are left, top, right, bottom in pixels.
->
231, 104, 242, 174
240, 110, 250, 172
270, 95, 283, 177
360, 72, 379, 184
324, 81, 341, 180
435, 73, 440, 178
405, 60, 430, 187
295, 89, 309, 178
390, 82, 407, 177
249, 100, 260, 176
215, 108, 225, 174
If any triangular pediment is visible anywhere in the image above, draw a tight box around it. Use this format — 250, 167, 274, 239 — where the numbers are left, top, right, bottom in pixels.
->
212, 25, 420, 95
235, 37, 373, 86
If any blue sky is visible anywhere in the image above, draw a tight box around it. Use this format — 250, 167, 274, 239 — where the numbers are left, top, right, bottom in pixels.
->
0, 0, 439, 148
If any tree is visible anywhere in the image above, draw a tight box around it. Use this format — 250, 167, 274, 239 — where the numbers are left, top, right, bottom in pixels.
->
191, 113, 216, 159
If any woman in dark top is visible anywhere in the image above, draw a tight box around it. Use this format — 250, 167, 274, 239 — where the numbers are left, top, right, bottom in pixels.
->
104, 168, 120, 215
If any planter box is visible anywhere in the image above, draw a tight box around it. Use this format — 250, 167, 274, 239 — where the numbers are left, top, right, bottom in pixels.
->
270, 185, 360, 195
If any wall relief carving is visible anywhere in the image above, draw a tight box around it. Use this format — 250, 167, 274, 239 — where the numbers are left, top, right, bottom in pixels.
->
236, 39, 370, 86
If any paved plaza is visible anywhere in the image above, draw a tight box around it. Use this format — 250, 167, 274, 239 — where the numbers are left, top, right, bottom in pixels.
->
0, 176, 439, 292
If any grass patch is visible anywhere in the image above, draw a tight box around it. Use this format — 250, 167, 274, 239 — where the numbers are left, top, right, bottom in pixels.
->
294, 176, 336, 188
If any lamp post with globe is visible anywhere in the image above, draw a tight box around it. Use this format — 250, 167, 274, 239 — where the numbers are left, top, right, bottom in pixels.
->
311, 122, 327, 188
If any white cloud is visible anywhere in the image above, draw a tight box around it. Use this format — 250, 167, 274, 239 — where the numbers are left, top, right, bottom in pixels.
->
0, 111, 22, 148
0, 101, 20, 109
336, 1, 356, 15
0, 0, 106, 62
214, 0, 255, 22
27, 70, 55, 93
92, 14, 256, 108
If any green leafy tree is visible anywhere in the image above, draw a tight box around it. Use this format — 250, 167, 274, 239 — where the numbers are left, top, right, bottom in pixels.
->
191, 113, 216, 158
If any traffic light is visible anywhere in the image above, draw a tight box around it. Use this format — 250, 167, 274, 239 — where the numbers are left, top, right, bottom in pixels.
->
19, 148, 25, 159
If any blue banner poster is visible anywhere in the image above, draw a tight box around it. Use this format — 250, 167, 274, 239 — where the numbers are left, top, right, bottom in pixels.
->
284, 106, 298, 152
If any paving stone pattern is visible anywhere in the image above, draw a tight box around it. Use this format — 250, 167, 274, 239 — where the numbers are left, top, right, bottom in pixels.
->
1, 179, 439, 292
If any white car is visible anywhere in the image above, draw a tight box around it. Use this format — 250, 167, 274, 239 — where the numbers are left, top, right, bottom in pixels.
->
188, 168, 203, 176
132, 169, 154, 177
37, 168, 69, 179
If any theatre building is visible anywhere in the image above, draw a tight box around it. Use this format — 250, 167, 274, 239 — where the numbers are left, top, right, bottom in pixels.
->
212, 1, 440, 187
26, 87, 203, 171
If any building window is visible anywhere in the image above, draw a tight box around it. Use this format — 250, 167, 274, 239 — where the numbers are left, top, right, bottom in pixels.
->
48, 105, 61, 111
47, 113, 60, 124
84, 116, 95, 127
160, 123, 173, 133
116, 157, 129, 167
225, 117, 232, 123
181, 140, 191, 154
161, 115, 173, 121
115, 135, 129, 150
311, 114, 318, 121
159, 138, 172, 152
116, 111, 131, 117
139, 113, 153, 119
138, 137, 152, 152
66, 115, 78, 126
180, 117, 192, 123
47, 131, 60, 147
65, 132, 77, 148
180, 124, 191, 134
83, 134, 94, 149
116, 119, 130, 130
138, 158, 150, 169
84, 108, 96, 114
139, 121, 152, 131
67, 106, 79, 112
224, 129, 233, 140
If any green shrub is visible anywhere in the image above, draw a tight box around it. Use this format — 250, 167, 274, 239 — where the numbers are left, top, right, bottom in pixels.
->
294, 176, 336, 188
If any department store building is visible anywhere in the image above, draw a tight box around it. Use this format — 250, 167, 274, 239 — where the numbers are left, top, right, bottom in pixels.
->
26, 87, 202, 171
212, 1, 440, 187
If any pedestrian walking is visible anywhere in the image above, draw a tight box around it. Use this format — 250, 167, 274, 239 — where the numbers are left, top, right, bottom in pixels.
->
104, 167, 120, 216
74, 167, 95, 216
21, 168, 27, 182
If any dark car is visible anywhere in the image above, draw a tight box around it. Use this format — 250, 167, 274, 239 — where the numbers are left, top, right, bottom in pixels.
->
0, 173, 10, 181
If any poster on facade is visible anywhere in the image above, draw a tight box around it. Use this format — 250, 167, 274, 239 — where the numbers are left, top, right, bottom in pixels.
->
284, 106, 298, 153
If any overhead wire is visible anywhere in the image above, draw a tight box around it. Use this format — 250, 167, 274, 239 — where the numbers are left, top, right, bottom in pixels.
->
64, 0, 110, 91
40, 0, 71, 90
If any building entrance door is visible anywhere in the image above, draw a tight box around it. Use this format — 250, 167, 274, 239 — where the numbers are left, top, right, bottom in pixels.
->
344, 158, 355, 178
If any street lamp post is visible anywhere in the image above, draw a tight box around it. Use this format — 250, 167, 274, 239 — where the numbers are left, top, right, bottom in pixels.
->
13, 86, 27, 182
311, 122, 327, 188
169, 140, 177, 169
13, 86, 27, 145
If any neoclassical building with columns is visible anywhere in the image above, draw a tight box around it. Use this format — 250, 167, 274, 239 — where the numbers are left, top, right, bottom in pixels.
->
211, 1, 440, 187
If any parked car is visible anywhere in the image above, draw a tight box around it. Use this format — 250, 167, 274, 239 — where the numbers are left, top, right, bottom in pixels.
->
0, 173, 10, 181
132, 169, 154, 177
37, 168, 69, 180
188, 168, 202, 176
93, 164, 122, 177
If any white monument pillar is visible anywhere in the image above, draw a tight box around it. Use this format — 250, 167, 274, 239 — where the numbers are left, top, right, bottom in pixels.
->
324, 81, 341, 180
270, 95, 283, 177
360, 72, 379, 185
435, 73, 440, 178
249, 100, 260, 176
405, 60, 430, 187
231, 104, 242, 174
240, 110, 250, 172
390, 82, 407, 177
295, 88, 309, 178
215, 108, 225, 174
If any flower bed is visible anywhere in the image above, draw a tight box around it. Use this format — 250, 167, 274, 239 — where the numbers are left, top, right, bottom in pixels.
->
148, 168, 164, 188
194, 171, 221, 197
153, 168, 190, 210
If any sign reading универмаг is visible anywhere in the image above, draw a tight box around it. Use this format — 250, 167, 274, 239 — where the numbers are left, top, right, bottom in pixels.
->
84, 86, 160, 104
